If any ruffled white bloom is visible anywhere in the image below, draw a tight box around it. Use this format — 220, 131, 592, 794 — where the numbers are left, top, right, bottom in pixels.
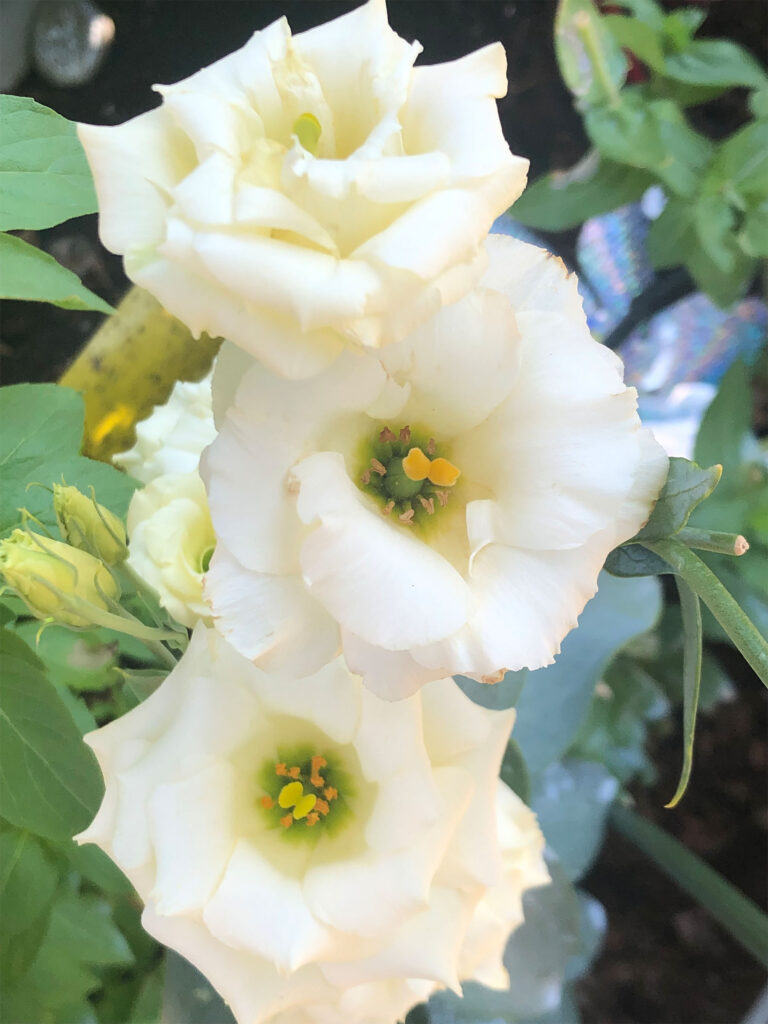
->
115, 373, 216, 484
127, 472, 215, 627
78, 0, 527, 379
78, 626, 549, 1024
203, 235, 669, 698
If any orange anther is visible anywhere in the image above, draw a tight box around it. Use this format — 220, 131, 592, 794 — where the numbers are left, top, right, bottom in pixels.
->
280, 814, 293, 829
288, 766, 301, 779
261, 795, 274, 809
324, 787, 338, 801
315, 798, 330, 816
305, 812, 320, 827
275, 762, 288, 776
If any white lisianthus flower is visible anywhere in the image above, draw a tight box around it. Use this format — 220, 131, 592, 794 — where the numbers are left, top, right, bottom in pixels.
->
127, 472, 215, 627
77, 626, 549, 1024
115, 373, 216, 484
203, 235, 669, 698
78, 0, 527, 379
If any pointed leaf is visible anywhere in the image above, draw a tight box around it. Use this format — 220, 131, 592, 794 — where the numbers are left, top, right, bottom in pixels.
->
0, 231, 113, 313
665, 577, 703, 807
636, 457, 722, 540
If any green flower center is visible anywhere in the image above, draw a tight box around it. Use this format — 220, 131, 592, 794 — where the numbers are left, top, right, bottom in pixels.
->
356, 425, 461, 527
256, 744, 357, 844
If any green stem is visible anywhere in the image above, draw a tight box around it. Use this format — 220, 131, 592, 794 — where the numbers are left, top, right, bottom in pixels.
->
677, 527, 750, 557
610, 804, 768, 968
574, 10, 621, 107
140, 638, 178, 671
643, 538, 768, 688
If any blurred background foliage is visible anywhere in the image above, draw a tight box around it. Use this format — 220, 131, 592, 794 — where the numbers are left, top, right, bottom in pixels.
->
0, 1, 766, 1023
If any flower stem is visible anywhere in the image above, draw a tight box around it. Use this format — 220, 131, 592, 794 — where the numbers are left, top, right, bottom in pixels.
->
610, 803, 768, 968
643, 538, 768, 688
574, 10, 621, 107
677, 527, 749, 557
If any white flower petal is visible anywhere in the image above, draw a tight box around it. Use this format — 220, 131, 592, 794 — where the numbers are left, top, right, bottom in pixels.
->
294, 452, 472, 649
342, 630, 440, 701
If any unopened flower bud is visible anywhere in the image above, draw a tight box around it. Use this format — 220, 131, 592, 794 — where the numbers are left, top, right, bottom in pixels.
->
53, 484, 128, 564
0, 529, 119, 627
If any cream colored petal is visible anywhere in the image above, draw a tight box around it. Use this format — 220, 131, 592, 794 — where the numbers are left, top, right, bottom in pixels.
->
204, 545, 340, 676
302, 766, 472, 937
382, 285, 520, 438
294, 452, 472, 650
149, 760, 238, 915
129, 253, 343, 379
204, 839, 335, 973
420, 677, 514, 764
342, 630, 441, 700
78, 106, 194, 255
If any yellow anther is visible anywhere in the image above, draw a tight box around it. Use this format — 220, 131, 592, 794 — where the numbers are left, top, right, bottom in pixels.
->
293, 112, 322, 155
278, 781, 304, 808
293, 793, 317, 820
427, 457, 460, 487
402, 447, 431, 481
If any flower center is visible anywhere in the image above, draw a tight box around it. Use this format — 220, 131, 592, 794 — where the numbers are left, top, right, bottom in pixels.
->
358, 425, 461, 526
257, 746, 354, 841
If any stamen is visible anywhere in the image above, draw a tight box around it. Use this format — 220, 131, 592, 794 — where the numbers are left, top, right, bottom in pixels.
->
324, 787, 338, 801
379, 427, 397, 443
288, 766, 301, 779
399, 425, 411, 443
278, 781, 304, 808
427, 458, 460, 487
305, 812, 320, 827
280, 814, 293, 829
427, 437, 436, 455
360, 469, 371, 485
402, 447, 431, 481
435, 490, 449, 507
399, 508, 415, 524
315, 798, 330, 816
310, 754, 327, 788
370, 458, 387, 476
293, 793, 317, 820
418, 495, 435, 515
261, 795, 274, 810
382, 500, 394, 516
275, 762, 289, 777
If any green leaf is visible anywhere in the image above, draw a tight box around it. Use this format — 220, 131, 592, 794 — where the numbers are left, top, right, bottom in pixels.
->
511, 151, 654, 230
750, 87, 768, 120
455, 669, 526, 710
0, 898, 52, 986
555, 0, 628, 105
646, 195, 695, 268
120, 666, 167, 707
0, 95, 97, 231
571, 658, 670, 784
684, 240, 756, 309
0, 383, 137, 540
514, 572, 662, 775
50, 892, 134, 967
586, 94, 712, 197
12, 621, 120, 694
501, 738, 531, 805
0, 826, 59, 937
0, 631, 103, 840
694, 194, 737, 274
62, 838, 135, 895
665, 577, 703, 808
613, 0, 665, 32
694, 360, 752, 488
740, 202, 768, 257
603, 15, 666, 73
163, 951, 236, 1024
0, 231, 113, 313
705, 120, 768, 207
663, 9, 706, 50
636, 457, 722, 541
664, 40, 768, 91
604, 542, 671, 577
531, 760, 618, 881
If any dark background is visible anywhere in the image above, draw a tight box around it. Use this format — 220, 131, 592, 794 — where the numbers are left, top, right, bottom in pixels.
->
2, 3, 767, 1022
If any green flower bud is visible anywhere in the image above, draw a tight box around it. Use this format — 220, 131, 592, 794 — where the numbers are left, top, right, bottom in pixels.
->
0, 529, 119, 627
53, 484, 128, 565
